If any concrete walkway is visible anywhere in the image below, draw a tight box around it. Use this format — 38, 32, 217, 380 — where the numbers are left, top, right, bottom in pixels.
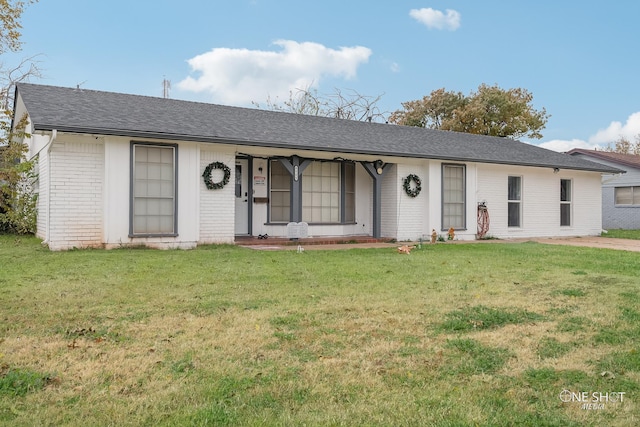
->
241, 236, 640, 252
524, 236, 640, 252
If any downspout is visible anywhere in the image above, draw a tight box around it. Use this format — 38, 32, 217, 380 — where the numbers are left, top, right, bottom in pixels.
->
36, 130, 57, 245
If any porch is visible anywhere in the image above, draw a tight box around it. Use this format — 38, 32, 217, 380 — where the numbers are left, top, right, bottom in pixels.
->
234, 235, 395, 247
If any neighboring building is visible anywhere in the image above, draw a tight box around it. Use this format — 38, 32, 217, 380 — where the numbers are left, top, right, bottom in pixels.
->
568, 148, 639, 229
13, 83, 621, 250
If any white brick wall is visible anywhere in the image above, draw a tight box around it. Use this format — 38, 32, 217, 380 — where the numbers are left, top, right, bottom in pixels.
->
476, 164, 602, 238
35, 150, 48, 240
380, 164, 398, 238
572, 172, 604, 235
48, 140, 104, 250
395, 163, 430, 241
199, 149, 235, 244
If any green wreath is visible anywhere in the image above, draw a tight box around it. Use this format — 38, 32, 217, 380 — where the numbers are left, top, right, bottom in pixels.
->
202, 161, 231, 190
403, 174, 422, 198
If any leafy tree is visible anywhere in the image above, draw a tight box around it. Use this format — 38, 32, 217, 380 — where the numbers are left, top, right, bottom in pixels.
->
0, 112, 36, 233
389, 84, 550, 140
603, 134, 640, 155
0, 0, 39, 233
0, 0, 36, 54
254, 85, 388, 122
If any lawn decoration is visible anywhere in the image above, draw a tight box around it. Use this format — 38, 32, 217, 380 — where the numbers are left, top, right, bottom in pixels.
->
397, 244, 416, 254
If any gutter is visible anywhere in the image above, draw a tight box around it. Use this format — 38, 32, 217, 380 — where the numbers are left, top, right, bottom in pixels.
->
37, 129, 57, 245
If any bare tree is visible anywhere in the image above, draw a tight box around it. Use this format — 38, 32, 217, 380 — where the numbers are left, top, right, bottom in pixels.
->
0, 53, 42, 109
254, 84, 388, 123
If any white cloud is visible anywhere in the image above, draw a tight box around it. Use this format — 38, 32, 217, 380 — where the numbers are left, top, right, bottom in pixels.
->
538, 111, 640, 152
409, 8, 461, 30
390, 62, 400, 73
178, 40, 372, 105
588, 111, 640, 144
538, 139, 602, 153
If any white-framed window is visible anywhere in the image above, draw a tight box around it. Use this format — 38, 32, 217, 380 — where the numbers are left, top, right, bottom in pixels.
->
508, 176, 522, 227
615, 186, 640, 206
442, 164, 466, 229
560, 179, 572, 226
268, 159, 356, 224
130, 143, 177, 236
269, 160, 291, 223
302, 161, 340, 223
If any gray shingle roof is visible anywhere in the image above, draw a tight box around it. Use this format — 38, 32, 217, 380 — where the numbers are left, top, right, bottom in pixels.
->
15, 83, 621, 173
567, 148, 640, 170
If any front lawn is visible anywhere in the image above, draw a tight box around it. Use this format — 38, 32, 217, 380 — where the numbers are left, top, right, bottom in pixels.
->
0, 235, 638, 426
603, 229, 640, 240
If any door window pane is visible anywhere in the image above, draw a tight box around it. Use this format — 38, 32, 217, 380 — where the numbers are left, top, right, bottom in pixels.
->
235, 164, 242, 198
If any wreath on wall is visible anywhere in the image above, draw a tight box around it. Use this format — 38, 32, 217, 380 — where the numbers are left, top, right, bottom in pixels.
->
202, 161, 231, 190
403, 174, 422, 198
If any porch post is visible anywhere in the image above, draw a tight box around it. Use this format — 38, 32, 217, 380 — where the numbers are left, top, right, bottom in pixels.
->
361, 161, 391, 238
278, 156, 311, 222
247, 156, 253, 235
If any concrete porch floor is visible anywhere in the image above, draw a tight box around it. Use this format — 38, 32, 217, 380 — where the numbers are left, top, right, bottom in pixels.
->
234, 235, 396, 248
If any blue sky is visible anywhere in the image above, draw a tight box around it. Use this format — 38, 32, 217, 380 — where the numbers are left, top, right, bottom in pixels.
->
7, 0, 640, 151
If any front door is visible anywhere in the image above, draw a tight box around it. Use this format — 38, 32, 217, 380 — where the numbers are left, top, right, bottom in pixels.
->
234, 159, 249, 235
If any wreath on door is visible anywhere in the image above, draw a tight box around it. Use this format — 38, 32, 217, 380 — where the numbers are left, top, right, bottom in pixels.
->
403, 174, 422, 198
202, 161, 231, 190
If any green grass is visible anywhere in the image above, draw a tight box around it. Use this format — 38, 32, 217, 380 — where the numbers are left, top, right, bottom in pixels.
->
0, 367, 56, 397
603, 229, 640, 240
0, 234, 639, 426
437, 304, 545, 332
536, 337, 576, 359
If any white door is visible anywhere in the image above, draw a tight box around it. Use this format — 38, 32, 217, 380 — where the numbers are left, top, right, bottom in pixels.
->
234, 159, 249, 235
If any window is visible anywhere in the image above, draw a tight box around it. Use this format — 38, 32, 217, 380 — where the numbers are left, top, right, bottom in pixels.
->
269, 159, 356, 224
269, 160, 291, 222
615, 186, 640, 205
131, 143, 177, 236
560, 179, 571, 226
442, 164, 466, 229
343, 162, 355, 223
508, 176, 522, 227
302, 161, 340, 223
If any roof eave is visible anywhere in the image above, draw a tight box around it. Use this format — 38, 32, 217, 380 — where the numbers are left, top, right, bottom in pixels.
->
568, 149, 640, 170
33, 124, 623, 174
